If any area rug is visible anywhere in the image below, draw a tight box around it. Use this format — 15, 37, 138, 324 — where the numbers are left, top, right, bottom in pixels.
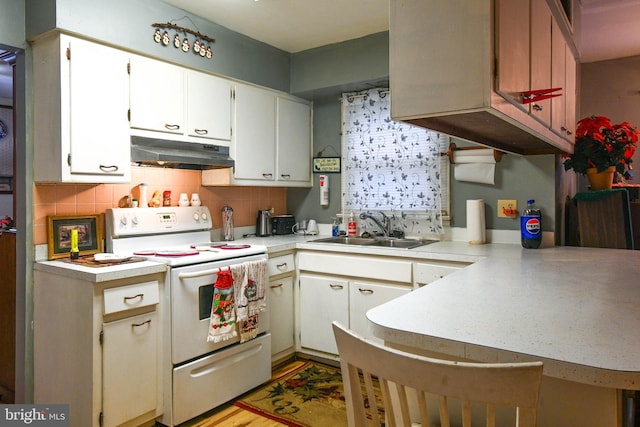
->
234, 360, 384, 427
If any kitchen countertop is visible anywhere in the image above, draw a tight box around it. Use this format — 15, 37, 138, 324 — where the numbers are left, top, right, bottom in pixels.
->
245, 234, 640, 391
35, 258, 167, 282
365, 244, 640, 391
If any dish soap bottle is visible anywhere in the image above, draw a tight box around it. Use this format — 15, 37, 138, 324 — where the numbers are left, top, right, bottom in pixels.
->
347, 212, 357, 236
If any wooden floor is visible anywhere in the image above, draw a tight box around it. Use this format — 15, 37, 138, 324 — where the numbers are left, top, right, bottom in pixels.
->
149, 358, 306, 427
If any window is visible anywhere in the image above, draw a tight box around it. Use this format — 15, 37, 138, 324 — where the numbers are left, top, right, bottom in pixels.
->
341, 89, 448, 237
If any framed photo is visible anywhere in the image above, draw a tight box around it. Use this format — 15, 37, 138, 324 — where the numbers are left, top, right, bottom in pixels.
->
47, 214, 104, 260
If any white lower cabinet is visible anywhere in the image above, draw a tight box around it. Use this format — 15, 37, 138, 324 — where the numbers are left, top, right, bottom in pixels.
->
34, 269, 164, 427
299, 274, 410, 355
102, 311, 158, 427
268, 252, 296, 362
349, 281, 410, 343
299, 274, 349, 355
412, 261, 466, 288
296, 251, 469, 358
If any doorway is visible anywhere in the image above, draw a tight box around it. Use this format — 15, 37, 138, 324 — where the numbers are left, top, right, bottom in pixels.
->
0, 44, 17, 404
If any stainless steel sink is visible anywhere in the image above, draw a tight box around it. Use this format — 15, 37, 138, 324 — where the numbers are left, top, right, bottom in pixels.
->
366, 238, 435, 249
311, 236, 437, 249
310, 236, 377, 245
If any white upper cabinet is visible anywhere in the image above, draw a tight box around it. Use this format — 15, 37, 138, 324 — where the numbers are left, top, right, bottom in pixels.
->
233, 83, 277, 181
129, 55, 184, 135
33, 34, 131, 183
202, 83, 313, 187
276, 96, 312, 183
186, 71, 232, 142
129, 55, 232, 144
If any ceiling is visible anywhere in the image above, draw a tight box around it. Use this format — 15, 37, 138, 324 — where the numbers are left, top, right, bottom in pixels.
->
163, 0, 640, 62
2, 0, 640, 100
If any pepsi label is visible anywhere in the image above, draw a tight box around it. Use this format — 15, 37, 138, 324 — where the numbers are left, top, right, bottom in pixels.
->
521, 216, 541, 239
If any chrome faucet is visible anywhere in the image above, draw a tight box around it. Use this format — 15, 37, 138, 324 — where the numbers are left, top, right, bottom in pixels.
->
359, 212, 391, 236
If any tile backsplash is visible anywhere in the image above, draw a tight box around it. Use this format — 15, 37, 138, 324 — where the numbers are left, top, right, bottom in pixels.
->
33, 166, 287, 244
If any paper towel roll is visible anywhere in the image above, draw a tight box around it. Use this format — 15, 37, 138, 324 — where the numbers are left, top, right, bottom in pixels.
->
467, 199, 486, 244
453, 149, 496, 184
452, 149, 497, 164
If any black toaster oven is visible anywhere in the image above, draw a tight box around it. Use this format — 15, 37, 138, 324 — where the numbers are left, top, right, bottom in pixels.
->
272, 215, 296, 235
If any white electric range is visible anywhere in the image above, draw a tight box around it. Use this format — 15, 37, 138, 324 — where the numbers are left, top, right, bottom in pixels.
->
105, 207, 271, 426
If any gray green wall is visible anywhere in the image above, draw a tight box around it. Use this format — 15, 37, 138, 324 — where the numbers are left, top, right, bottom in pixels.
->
26, 0, 292, 92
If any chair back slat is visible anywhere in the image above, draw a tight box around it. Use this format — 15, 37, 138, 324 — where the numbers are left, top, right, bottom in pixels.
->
333, 322, 543, 427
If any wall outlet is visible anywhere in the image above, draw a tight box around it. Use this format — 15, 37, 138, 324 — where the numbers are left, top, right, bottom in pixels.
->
498, 200, 518, 218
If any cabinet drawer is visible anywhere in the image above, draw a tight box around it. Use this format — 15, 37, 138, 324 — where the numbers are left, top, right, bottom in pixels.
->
268, 253, 295, 276
413, 263, 462, 288
298, 252, 413, 283
103, 281, 159, 315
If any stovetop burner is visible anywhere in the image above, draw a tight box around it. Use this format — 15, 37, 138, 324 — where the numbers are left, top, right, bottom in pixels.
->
106, 207, 267, 267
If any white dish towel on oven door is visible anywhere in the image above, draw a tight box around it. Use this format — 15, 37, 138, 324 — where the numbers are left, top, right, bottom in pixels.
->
207, 267, 238, 343
207, 260, 268, 344
233, 259, 267, 343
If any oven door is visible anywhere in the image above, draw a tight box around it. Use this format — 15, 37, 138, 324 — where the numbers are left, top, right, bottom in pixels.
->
170, 254, 269, 365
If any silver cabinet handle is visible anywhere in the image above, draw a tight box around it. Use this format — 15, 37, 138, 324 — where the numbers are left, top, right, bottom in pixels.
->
165, 124, 180, 130
358, 288, 374, 294
329, 283, 344, 290
532, 104, 543, 111
132, 319, 151, 328
262, 173, 274, 179
270, 283, 284, 289
276, 262, 288, 270
99, 164, 119, 172
123, 293, 144, 303
194, 128, 208, 135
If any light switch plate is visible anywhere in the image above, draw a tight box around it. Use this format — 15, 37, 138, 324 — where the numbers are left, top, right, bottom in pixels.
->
498, 200, 517, 218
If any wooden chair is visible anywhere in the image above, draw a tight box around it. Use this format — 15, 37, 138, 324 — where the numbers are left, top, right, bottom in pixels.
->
332, 321, 543, 427
574, 189, 635, 249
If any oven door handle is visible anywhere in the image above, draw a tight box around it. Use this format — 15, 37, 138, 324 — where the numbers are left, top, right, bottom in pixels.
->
178, 269, 220, 280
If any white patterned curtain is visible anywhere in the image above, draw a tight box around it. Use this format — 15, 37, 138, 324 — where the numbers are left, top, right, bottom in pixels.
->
341, 89, 445, 236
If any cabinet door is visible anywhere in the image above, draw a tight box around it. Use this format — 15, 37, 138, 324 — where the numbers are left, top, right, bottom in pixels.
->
233, 84, 276, 181
269, 275, 294, 357
102, 312, 158, 427
551, 18, 571, 140
530, 0, 553, 126
495, 0, 530, 112
68, 37, 130, 177
129, 55, 184, 134
187, 71, 232, 142
349, 281, 410, 344
564, 47, 577, 142
276, 97, 311, 183
299, 274, 348, 355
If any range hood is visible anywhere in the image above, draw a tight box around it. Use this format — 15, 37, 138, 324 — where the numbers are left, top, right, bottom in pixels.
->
131, 136, 234, 170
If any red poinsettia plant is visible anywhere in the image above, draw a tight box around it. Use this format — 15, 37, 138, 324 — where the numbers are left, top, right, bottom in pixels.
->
563, 115, 638, 179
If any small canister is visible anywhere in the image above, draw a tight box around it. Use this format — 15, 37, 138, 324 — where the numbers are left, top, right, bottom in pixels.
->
222, 205, 234, 241
163, 191, 171, 206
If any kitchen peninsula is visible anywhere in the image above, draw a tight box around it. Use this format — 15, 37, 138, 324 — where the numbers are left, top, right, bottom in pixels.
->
367, 244, 640, 427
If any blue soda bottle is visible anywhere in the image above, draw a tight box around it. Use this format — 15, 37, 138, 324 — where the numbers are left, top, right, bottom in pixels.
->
521, 199, 542, 249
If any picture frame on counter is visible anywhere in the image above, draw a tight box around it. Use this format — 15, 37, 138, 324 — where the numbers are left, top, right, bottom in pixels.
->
47, 214, 104, 260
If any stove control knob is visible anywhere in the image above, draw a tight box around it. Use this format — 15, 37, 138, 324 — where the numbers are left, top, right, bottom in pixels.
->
131, 216, 139, 226
193, 212, 200, 221
201, 212, 208, 221
120, 216, 128, 227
